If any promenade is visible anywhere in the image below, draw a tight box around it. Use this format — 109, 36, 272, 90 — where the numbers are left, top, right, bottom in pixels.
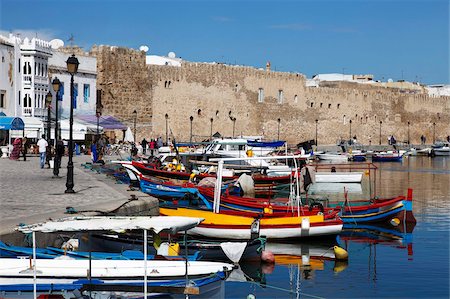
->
0, 153, 158, 237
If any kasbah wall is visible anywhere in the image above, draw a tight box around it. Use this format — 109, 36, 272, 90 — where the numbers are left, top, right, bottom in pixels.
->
92, 45, 450, 146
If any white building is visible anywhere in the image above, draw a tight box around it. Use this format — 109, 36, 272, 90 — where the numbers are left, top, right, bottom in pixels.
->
426, 84, 450, 97
48, 49, 97, 118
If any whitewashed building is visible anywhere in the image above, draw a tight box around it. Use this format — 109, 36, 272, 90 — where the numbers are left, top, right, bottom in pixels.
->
48, 49, 97, 118
0, 34, 22, 117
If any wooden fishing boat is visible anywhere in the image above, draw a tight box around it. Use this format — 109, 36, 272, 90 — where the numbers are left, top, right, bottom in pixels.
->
77, 232, 266, 263
159, 207, 343, 240
0, 216, 235, 296
371, 151, 405, 162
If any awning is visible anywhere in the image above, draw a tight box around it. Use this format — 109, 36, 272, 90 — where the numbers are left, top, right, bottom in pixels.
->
22, 117, 44, 138
0, 116, 25, 130
17, 216, 204, 234
76, 115, 127, 131
60, 119, 100, 140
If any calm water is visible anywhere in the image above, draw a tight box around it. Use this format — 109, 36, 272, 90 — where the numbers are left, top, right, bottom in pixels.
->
224, 156, 450, 299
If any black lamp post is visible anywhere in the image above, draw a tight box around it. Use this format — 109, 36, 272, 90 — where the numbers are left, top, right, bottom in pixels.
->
165, 114, 169, 144
349, 119, 352, 142
433, 122, 436, 144
133, 110, 137, 143
315, 119, 318, 146
210, 118, 213, 140
52, 77, 61, 177
45, 91, 52, 142
65, 54, 79, 194
379, 121, 382, 145
189, 116, 194, 143
277, 118, 281, 141
407, 121, 410, 145
231, 117, 236, 138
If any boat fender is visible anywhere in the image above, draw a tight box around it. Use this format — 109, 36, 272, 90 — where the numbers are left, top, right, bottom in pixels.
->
390, 218, 400, 226
333, 246, 348, 260
301, 217, 310, 230
261, 250, 275, 263
263, 205, 273, 214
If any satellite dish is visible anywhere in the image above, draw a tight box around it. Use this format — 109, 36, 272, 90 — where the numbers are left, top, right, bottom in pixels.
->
168, 52, 176, 58
139, 45, 149, 52
50, 39, 64, 49
387, 78, 393, 83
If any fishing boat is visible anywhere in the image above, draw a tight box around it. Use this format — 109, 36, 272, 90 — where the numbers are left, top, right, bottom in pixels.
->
315, 152, 349, 162
77, 232, 266, 263
160, 206, 343, 240
371, 151, 406, 162
0, 216, 235, 295
431, 142, 450, 156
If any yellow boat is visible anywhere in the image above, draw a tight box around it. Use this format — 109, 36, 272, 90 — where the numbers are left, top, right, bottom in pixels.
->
159, 207, 343, 240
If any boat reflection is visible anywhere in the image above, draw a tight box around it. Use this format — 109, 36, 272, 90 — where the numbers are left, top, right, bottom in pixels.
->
339, 222, 415, 256
265, 240, 348, 278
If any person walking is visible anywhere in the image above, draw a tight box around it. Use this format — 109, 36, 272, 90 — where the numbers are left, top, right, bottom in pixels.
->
141, 138, 148, 155
157, 136, 163, 148
55, 139, 65, 170
37, 134, 48, 169
149, 138, 156, 156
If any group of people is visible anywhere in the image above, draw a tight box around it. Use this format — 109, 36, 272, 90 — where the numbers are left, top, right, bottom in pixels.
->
138, 136, 164, 157
9, 135, 65, 169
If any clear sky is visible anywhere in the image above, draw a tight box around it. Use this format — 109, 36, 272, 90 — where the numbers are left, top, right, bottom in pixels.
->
1, 0, 448, 84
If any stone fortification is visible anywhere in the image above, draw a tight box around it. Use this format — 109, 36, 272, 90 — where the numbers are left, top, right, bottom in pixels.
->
94, 46, 450, 145
90, 45, 153, 138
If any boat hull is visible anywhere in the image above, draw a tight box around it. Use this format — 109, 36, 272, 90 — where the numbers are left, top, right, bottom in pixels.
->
160, 208, 343, 240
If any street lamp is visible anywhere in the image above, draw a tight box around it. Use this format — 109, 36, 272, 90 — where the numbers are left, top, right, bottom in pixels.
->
133, 110, 137, 143
210, 118, 213, 140
45, 91, 52, 142
52, 77, 60, 144
349, 119, 352, 142
165, 114, 169, 144
277, 118, 281, 141
52, 77, 61, 178
379, 121, 382, 145
189, 116, 194, 143
315, 119, 318, 146
231, 117, 236, 138
433, 122, 436, 144
65, 54, 79, 194
407, 121, 410, 145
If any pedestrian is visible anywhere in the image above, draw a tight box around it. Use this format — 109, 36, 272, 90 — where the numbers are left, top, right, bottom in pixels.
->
55, 139, 65, 169
37, 134, 48, 169
157, 136, 163, 148
9, 138, 22, 160
22, 137, 28, 161
141, 138, 148, 155
149, 138, 156, 156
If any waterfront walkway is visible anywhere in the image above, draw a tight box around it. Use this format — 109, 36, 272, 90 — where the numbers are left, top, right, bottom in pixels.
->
0, 154, 158, 236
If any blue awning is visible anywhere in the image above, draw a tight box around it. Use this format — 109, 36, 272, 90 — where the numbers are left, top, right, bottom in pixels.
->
0, 116, 25, 130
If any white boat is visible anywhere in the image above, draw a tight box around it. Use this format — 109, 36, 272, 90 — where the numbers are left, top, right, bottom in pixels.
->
315, 172, 363, 183
0, 258, 233, 279
1, 216, 235, 296
407, 147, 432, 156
432, 143, 450, 156
315, 152, 349, 162
308, 182, 363, 194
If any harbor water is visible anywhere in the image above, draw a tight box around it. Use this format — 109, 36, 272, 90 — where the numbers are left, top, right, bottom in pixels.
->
224, 156, 449, 298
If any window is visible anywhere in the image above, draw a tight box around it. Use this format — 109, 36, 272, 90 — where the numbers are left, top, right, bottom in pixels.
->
73, 83, 78, 109
278, 90, 283, 104
83, 84, 90, 103
258, 88, 264, 103
328, 103, 331, 108
320, 103, 323, 108
294, 95, 298, 103
0, 91, 5, 108
337, 103, 340, 109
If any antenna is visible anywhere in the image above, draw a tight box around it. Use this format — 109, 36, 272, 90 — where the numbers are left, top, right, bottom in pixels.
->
68, 34, 75, 46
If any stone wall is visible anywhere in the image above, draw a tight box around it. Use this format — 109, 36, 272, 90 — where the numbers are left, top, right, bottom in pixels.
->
90, 45, 153, 139
94, 46, 450, 145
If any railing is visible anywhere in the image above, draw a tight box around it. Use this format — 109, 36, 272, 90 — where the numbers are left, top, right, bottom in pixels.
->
22, 107, 32, 116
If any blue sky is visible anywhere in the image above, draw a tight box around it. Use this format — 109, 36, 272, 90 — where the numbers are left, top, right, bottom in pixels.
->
1, 0, 448, 84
